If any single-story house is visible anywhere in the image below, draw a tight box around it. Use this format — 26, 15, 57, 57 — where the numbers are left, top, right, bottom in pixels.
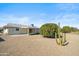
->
3, 23, 39, 35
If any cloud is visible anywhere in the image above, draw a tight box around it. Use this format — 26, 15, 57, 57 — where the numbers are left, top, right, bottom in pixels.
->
0, 22, 6, 27
0, 13, 79, 29
56, 4, 79, 11
50, 14, 79, 28
35, 19, 46, 27
0, 14, 30, 26
28, 13, 79, 28
17, 17, 29, 25
0, 14, 48, 27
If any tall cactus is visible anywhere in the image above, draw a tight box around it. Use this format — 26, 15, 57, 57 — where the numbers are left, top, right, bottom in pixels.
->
56, 22, 67, 46
55, 33, 60, 45
55, 22, 61, 45
58, 22, 62, 45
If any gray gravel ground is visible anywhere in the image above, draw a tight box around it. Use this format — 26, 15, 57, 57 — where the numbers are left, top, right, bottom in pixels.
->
0, 33, 79, 56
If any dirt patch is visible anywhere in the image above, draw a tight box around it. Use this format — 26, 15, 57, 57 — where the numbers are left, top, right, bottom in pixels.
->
0, 34, 79, 56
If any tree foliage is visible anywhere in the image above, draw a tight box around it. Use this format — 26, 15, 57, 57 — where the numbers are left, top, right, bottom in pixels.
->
61, 26, 71, 33
71, 27, 79, 32
40, 23, 58, 38
0, 29, 3, 33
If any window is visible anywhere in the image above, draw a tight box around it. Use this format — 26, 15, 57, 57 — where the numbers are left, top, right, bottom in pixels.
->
16, 28, 19, 31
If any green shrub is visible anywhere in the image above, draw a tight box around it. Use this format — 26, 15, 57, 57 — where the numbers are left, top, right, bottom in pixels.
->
71, 27, 79, 32
61, 26, 71, 33
40, 23, 58, 38
0, 29, 3, 33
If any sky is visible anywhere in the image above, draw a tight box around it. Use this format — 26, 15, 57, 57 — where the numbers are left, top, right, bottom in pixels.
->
0, 3, 79, 28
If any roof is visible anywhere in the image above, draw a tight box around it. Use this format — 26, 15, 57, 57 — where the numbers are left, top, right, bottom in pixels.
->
3, 23, 38, 28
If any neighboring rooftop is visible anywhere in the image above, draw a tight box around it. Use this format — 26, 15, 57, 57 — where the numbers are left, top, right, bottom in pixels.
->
3, 23, 38, 28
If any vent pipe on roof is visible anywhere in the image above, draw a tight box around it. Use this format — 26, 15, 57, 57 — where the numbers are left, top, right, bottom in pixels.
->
31, 24, 34, 27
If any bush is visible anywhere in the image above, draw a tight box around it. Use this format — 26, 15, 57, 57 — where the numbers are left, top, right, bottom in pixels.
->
40, 23, 58, 38
61, 26, 71, 33
0, 29, 3, 33
71, 27, 79, 32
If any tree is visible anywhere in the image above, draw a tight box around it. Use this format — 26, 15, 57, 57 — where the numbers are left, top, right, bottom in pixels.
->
61, 26, 71, 33
40, 23, 58, 38
71, 27, 79, 32
0, 28, 3, 33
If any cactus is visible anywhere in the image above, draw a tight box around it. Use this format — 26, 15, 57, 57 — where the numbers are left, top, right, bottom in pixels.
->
56, 22, 67, 46
63, 33, 66, 43
58, 23, 62, 45
55, 33, 60, 45
55, 22, 61, 45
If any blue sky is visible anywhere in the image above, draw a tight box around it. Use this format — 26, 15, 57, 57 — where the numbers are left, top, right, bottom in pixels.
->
0, 3, 79, 28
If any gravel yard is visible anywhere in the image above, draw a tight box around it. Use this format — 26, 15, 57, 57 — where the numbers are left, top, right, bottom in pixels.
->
0, 33, 79, 56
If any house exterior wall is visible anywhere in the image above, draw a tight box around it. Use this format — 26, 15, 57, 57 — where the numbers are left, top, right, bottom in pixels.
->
28, 28, 39, 34
34, 28, 40, 33
8, 28, 28, 35
8, 28, 20, 34
3, 28, 8, 34
19, 28, 27, 34
3, 27, 39, 35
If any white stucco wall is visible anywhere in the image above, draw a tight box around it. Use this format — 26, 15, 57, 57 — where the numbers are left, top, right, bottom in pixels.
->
3, 28, 8, 34
8, 28, 20, 34
3, 27, 39, 35
3, 28, 27, 35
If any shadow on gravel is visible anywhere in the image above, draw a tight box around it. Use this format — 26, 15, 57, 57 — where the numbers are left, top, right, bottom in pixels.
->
0, 37, 5, 42
62, 42, 69, 46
